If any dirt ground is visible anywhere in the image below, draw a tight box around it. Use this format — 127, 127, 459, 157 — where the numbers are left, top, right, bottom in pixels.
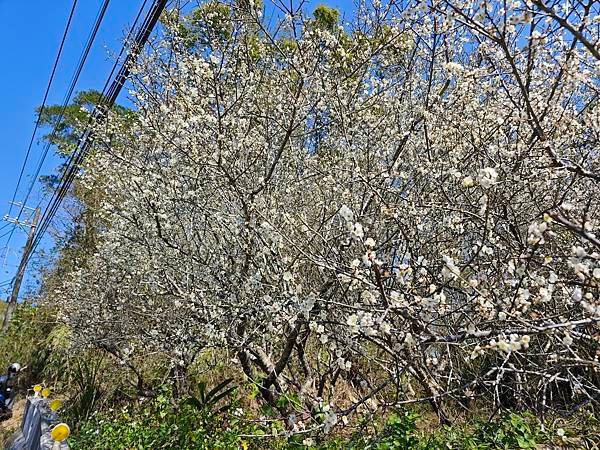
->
0, 398, 26, 444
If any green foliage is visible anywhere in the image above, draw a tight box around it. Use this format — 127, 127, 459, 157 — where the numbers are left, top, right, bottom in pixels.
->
339, 410, 435, 450
37, 90, 104, 156
37, 89, 132, 191
0, 304, 60, 388
464, 413, 541, 449
373, 411, 427, 449
312, 5, 339, 31
335, 410, 546, 450
275, 391, 302, 411
174, 2, 233, 49
184, 378, 236, 426
69, 386, 246, 450
63, 354, 106, 424
244, 34, 263, 61
190, 2, 232, 39
0, 426, 18, 448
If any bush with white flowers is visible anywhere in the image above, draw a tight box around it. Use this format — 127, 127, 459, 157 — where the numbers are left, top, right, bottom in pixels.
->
50, 0, 600, 430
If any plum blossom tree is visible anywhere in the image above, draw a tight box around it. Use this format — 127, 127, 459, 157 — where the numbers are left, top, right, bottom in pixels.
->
49, 0, 600, 432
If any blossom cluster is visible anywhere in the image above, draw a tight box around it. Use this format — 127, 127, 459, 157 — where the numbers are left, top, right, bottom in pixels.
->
48, 0, 600, 430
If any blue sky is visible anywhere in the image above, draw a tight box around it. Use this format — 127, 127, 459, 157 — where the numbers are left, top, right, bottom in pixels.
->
0, 0, 151, 297
0, 0, 354, 299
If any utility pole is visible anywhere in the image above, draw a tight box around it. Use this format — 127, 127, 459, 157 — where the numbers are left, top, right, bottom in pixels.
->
2, 207, 41, 331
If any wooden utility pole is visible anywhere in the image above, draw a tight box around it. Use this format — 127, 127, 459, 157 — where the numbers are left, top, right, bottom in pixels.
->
2, 207, 40, 331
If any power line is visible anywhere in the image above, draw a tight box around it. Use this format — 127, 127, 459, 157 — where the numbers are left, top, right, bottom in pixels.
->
3, 0, 109, 255
29, 0, 151, 218
24, 0, 168, 271
2, 207, 39, 329
1, 0, 115, 322
28, 0, 158, 239
17, 0, 112, 213
2, 0, 168, 321
2, 0, 79, 264
6, 0, 79, 221
0, 229, 16, 241
100, 0, 151, 101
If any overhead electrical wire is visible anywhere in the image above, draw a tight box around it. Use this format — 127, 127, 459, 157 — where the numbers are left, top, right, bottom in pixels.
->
3, 0, 150, 296
0, 229, 15, 241
29, 0, 169, 254
20, 0, 113, 213
6, 0, 79, 220
26, 0, 156, 238
30, 0, 150, 218
32, 0, 162, 235
23, 0, 168, 270
4, 0, 111, 256
100, 0, 151, 104
2, 0, 79, 255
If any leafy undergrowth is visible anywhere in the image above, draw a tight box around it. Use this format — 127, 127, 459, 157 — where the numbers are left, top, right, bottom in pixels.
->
68, 394, 600, 450
3, 305, 599, 449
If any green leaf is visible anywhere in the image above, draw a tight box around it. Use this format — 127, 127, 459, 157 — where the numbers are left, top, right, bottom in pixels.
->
205, 378, 234, 403
183, 396, 204, 410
